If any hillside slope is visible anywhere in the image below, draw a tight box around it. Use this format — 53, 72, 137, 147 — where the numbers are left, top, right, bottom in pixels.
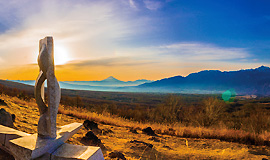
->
1, 94, 270, 159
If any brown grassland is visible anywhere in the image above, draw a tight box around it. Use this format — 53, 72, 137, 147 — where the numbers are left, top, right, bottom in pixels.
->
1, 93, 270, 159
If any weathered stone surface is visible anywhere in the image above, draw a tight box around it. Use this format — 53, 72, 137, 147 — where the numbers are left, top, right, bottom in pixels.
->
51, 143, 104, 160
35, 36, 61, 139
1, 123, 103, 160
0, 125, 30, 149
0, 108, 14, 128
6, 122, 104, 160
9, 123, 82, 160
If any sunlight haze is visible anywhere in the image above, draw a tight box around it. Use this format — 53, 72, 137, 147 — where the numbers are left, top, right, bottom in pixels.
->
0, 0, 269, 81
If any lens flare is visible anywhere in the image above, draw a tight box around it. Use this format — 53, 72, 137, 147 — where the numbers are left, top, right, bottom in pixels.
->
222, 89, 236, 102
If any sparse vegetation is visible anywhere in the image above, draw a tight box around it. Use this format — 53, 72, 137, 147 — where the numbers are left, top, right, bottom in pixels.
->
1, 93, 270, 159
1, 81, 270, 159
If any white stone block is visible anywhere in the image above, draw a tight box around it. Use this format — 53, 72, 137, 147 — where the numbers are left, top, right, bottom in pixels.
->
9, 123, 83, 160
51, 143, 104, 160
0, 125, 30, 148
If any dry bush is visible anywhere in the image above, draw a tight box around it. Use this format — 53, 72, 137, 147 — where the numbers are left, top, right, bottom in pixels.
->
191, 97, 226, 127
243, 107, 270, 134
150, 95, 183, 123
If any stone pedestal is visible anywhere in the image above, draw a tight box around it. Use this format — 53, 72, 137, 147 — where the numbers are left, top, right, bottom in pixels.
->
0, 125, 30, 149
0, 123, 104, 160
50, 143, 103, 160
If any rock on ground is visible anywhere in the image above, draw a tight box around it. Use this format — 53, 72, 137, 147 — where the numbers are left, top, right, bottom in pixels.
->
83, 120, 98, 130
142, 127, 156, 136
0, 108, 14, 128
81, 131, 101, 146
109, 151, 126, 160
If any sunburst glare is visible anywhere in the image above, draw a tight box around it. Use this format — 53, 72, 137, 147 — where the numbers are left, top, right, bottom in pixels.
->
54, 44, 70, 65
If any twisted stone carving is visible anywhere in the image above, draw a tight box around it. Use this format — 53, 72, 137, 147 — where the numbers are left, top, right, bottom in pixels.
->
35, 37, 61, 139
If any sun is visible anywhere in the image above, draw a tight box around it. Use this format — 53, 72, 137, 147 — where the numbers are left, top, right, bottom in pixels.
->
54, 45, 70, 65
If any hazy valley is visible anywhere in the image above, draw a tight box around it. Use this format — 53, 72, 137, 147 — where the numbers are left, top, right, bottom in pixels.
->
1, 74, 270, 159
11, 66, 270, 96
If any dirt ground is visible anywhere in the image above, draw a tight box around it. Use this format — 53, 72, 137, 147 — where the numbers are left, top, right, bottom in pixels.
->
1, 95, 270, 160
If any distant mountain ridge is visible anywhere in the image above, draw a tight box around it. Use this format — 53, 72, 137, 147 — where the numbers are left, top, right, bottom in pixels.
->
62, 76, 153, 87
9, 66, 270, 95
11, 76, 153, 89
136, 66, 270, 95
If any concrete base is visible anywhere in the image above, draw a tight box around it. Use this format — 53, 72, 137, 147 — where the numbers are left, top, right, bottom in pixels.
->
9, 123, 83, 159
0, 123, 104, 160
35, 144, 104, 160
0, 125, 30, 149
51, 143, 103, 160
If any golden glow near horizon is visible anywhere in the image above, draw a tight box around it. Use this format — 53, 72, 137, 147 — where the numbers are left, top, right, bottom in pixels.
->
1, 60, 268, 82
0, 1, 269, 82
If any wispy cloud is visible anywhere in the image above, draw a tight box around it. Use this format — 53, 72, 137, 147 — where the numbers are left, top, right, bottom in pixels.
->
0, 0, 151, 65
0, 0, 266, 81
0, 0, 40, 31
129, 0, 137, 9
61, 57, 156, 68
144, 0, 163, 10
157, 42, 250, 61
114, 42, 250, 63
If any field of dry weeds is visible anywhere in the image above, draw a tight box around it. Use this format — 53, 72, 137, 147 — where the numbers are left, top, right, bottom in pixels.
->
1, 94, 270, 159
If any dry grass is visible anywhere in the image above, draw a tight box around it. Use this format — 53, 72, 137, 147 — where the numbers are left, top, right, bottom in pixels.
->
5, 93, 270, 146
1, 94, 270, 159
57, 98, 270, 147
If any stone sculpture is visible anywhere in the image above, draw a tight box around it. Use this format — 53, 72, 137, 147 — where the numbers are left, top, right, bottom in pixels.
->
35, 37, 61, 139
0, 36, 104, 160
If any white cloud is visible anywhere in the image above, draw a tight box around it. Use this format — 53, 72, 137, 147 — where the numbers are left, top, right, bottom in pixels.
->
144, 0, 162, 10
0, 0, 150, 65
114, 42, 250, 63
157, 42, 250, 61
129, 0, 137, 9
0, 0, 260, 80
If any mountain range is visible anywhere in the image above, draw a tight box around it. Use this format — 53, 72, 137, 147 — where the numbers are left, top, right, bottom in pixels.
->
62, 76, 152, 87
133, 65, 270, 95
11, 76, 153, 92
10, 66, 270, 95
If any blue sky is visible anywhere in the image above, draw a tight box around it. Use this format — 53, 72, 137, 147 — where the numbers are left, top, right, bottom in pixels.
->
125, 0, 270, 56
0, 0, 269, 80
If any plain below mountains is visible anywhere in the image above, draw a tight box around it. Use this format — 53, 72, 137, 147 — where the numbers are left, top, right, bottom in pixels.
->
11, 76, 153, 92
10, 66, 270, 95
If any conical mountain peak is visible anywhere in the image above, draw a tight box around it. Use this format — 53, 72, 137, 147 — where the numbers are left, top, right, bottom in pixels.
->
102, 76, 121, 82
